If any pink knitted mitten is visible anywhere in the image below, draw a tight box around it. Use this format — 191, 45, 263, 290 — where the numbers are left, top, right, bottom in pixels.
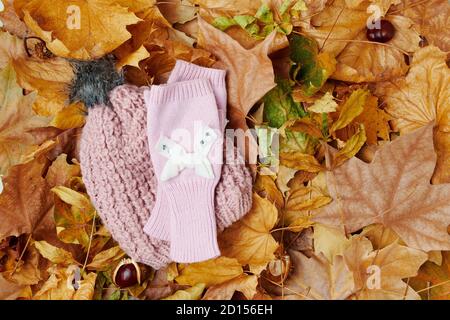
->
144, 79, 222, 263
143, 60, 227, 242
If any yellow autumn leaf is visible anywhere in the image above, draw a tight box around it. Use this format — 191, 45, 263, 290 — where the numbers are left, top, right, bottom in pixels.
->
335, 94, 390, 145
87, 246, 126, 271
279, 152, 324, 172
376, 46, 450, 184
12, 56, 74, 117
21, 0, 141, 59
51, 186, 93, 211
308, 92, 338, 113
34, 241, 77, 265
116, 45, 151, 69
218, 193, 279, 267
332, 125, 367, 168
254, 175, 284, 209
50, 103, 86, 130
73, 273, 97, 300
203, 274, 258, 300
0, 64, 53, 175
175, 256, 243, 287
313, 224, 351, 262
162, 283, 206, 300
331, 89, 369, 132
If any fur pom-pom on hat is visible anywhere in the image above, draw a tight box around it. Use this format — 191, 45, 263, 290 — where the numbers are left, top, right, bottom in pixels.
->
69, 56, 124, 108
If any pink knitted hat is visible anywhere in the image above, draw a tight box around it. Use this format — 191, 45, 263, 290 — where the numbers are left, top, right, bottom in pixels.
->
79, 83, 253, 269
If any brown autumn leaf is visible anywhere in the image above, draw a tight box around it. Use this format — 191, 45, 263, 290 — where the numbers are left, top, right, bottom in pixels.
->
376, 46, 450, 184
2, 242, 43, 286
45, 154, 81, 188
86, 246, 126, 271
162, 283, 206, 300
197, 17, 278, 133
343, 236, 427, 300
279, 152, 324, 172
12, 56, 74, 117
410, 251, 450, 300
332, 14, 420, 82
0, 64, 55, 175
115, 6, 215, 85
269, 250, 355, 300
335, 94, 390, 145
203, 274, 258, 300
314, 124, 450, 252
0, 154, 55, 243
34, 241, 76, 266
0, 274, 25, 300
283, 176, 331, 232
157, 0, 197, 24
20, 0, 141, 59
192, 0, 262, 14
175, 256, 243, 287
254, 175, 285, 210
33, 265, 96, 300
302, 0, 420, 82
392, 0, 450, 55
0, 31, 26, 69
0, 32, 74, 117
218, 193, 279, 268
0, 0, 28, 37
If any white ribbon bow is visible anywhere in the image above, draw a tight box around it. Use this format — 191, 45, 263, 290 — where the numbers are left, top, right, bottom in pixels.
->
157, 125, 218, 181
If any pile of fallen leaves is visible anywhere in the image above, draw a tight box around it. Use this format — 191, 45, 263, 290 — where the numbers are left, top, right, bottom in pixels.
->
0, 0, 449, 300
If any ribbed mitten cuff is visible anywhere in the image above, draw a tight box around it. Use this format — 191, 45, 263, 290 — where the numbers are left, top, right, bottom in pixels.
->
143, 188, 170, 241
168, 60, 226, 88
166, 178, 220, 263
144, 78, 214, 105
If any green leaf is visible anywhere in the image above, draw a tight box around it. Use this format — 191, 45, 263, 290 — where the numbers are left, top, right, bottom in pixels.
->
234, 15, 256, 28
281, 130, 317, 154
279, 0, 293, 15
292, 0, 307, 11
289, 34, 336, 96
108, 290, 121, 300
255, 3, 274, 24
263, 79, 307, 128
246, 22, 261, 37
212, 16, 237, 31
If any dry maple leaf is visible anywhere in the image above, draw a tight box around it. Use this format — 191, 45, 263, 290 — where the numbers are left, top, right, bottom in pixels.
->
0, 64, 55, 175
392, 0, 450, 55
202, 274, 258, 300
33, 265, 97, 300
314, 124, 450, 252
157, 0, 197, 24
271, 250, 355, 300
376, 46, 450, 184
410, 251, 450, 300
20, 0, 141, 59
0, 0, 28, 38
343, 236, 427, 299
335, 94, 391, 145
218, 193, 279, 268
0, 155, 55, 242
333, 15, 420, 82
0, 275, 24, 300
197, 17, 277, 132
0, 31, 75, 117
302, 0, 421, 82
175, 256, 243, 287
115, 6, 215, 84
